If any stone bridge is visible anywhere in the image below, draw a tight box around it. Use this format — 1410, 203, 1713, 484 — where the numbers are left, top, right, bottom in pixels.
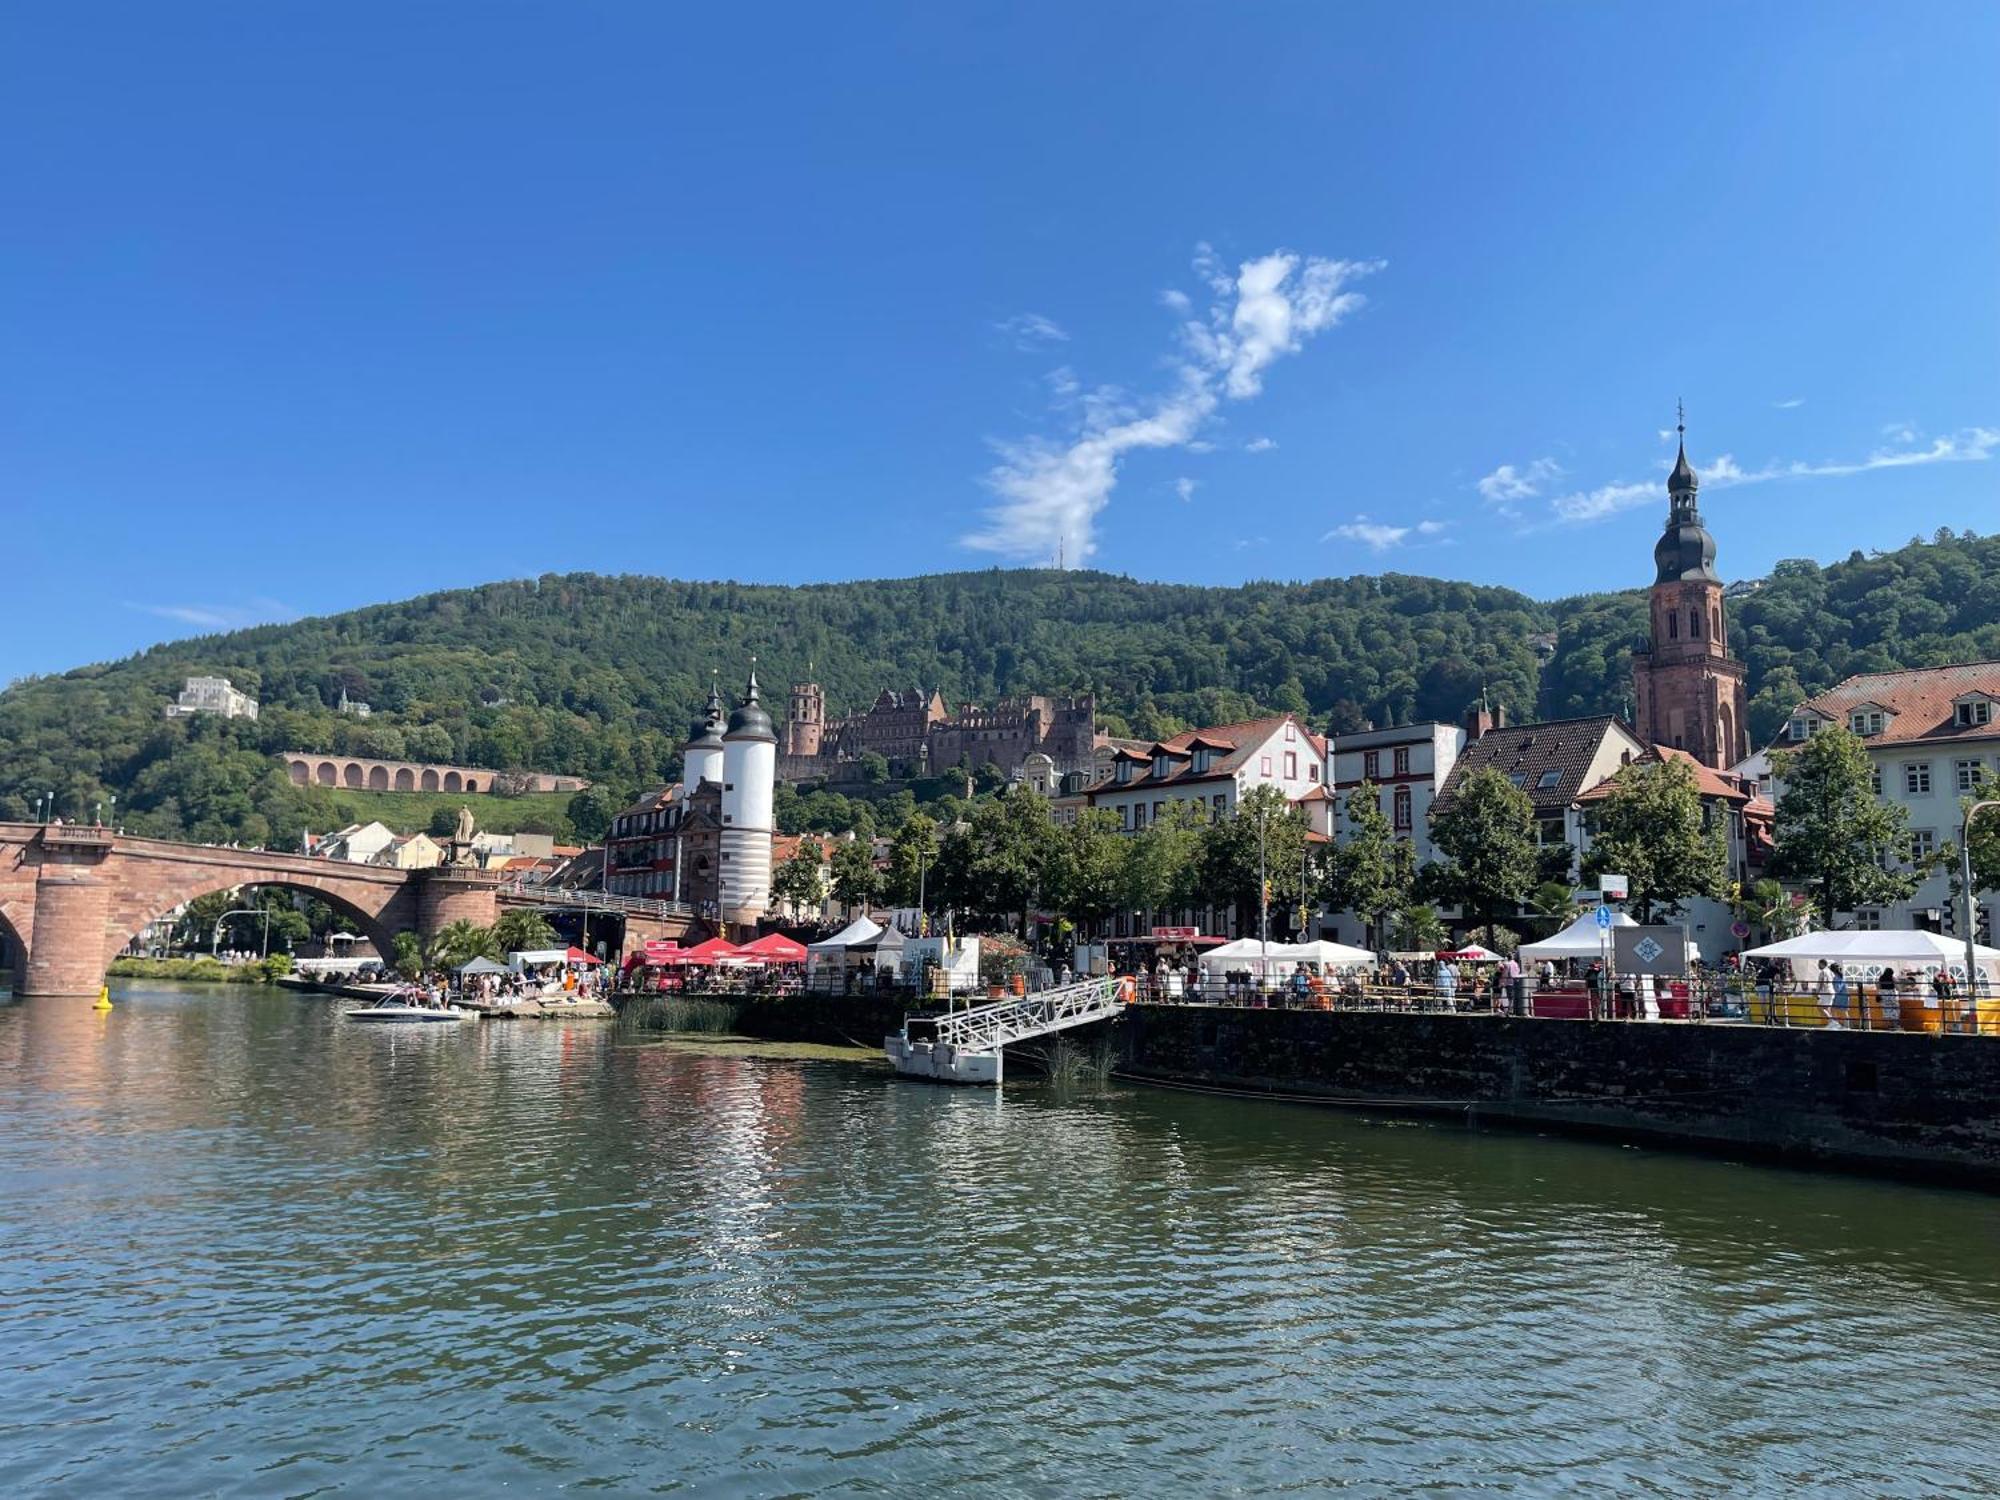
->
0, 822, 508, 996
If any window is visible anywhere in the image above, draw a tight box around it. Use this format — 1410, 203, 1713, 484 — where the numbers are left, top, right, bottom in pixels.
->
1284, 721, 1297, 742
1787, 718, 1810, 742
1133, 803, 1147, 830
1870, 763, 1882, 795
1115, 759, 1131, 783
1507, 772, 1527, 787
1539, 818, 1567, 846
1308, 764, 1319, 783
1668, 612, 1678, 640
1536, 769, 1561, 790
1689, 608, 1701, 639
1153, 801, 1165, 822
1363, 750, 1380, 779
1905, 762, 1932, 795
1910, 829, 1936, 864
1957, 699, 1994, 728
1960, 760, 1986, 793
1393, 787, 1412, 831
1852, 710, 1884, 736
1284, 752, 1298, 779
1260, 755, 1273, 777
1855, 908, 1881, 931
1213, 794, 1227, 817
1393, 747, 1410, 776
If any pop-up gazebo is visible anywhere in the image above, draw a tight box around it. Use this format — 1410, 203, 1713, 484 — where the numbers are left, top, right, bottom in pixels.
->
1742, 930, 2000, 982
1519, 910, 1637, 962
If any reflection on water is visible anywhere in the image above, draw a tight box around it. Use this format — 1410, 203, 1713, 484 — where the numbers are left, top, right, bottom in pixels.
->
2, 982, 1999, 1495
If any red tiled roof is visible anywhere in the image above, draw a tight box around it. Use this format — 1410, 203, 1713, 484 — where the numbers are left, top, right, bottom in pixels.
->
1788, 661, 2000, 748
1086, 714, 1323, 795
1575, 744, 1752, 805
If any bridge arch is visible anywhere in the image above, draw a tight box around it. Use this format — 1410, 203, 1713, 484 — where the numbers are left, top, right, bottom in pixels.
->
342, 763, 364, 788
316, 761, 338, 786
394, 767, 415, 791
421, 769, 439, 791
443, 771, 462, 792
105, 873, 404, 978
367, 765, 390, 790
0, 902, 27, 994
288, 759, 309, 786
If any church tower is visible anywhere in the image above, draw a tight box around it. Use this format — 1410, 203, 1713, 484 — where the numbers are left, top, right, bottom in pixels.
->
1631, 410, 1748, 769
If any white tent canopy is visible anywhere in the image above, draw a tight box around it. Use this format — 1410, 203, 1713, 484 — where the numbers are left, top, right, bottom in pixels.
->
807, 916, 883, 953
1520, 910, 1637, 961
1199, 938, 1373, 970
1742, 930, 2000, 977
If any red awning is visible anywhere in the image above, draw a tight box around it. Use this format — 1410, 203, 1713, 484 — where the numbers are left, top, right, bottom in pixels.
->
566, 946, 603, 964
738, 932, 807, 962
678, 937, 742, 966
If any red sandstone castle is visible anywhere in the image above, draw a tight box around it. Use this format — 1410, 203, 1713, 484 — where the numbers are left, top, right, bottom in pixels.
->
777, 681, 1100, 785
1631, 417, 1748, 770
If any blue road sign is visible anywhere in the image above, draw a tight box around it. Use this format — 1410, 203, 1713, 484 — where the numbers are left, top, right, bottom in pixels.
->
1595, 904, 1613, 930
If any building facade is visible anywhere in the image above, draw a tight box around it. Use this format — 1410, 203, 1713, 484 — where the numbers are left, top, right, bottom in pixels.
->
1630, 420, 1749, 769
775, 682, 1100, 784
1774, 661, 2000, 941
165, 675, 259, 721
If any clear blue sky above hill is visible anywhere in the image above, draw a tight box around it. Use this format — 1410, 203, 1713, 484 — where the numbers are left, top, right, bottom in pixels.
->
5, 3, 1996, 684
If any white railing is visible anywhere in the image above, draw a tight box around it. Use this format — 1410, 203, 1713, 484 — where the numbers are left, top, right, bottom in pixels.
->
926, 977, 1124, 1053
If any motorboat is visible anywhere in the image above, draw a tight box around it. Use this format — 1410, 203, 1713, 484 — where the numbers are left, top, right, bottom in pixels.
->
344, 993, 471, 1024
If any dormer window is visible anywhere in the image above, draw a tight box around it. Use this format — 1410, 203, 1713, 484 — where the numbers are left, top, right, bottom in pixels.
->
1192, 748, 1212, 774
1115, 758, 1132, 783
1956, 698, 1994, 728
1786, 716, 1824, 742
1851, 709, 1886, 736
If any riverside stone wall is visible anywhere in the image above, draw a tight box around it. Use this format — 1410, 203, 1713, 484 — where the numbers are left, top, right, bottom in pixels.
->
1120, 1006, 2000, 1186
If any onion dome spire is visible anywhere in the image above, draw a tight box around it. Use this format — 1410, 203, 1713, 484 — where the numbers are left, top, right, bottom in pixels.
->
725, 656, 777, 742
1653, 402, 1719, 583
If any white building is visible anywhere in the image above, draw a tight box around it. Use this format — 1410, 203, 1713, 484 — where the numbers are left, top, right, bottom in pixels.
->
1773, 662, 2000, 941
1326, 720, 1469, 867
314, 821, 398, 864
165, 675, 259, 721
1086, 713, 1326, 833
1085, 713, 1327, 939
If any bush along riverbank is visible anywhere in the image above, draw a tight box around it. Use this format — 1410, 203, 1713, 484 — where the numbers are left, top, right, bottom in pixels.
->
107, 955, 296, 986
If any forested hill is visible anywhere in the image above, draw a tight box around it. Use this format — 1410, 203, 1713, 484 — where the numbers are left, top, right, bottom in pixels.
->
1, 530, 1994, 845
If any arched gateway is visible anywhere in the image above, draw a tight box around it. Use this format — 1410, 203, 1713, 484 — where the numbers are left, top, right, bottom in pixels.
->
0, 822, 504, 996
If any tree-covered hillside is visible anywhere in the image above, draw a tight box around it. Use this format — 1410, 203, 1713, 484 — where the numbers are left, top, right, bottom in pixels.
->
0, 530, 1993, 846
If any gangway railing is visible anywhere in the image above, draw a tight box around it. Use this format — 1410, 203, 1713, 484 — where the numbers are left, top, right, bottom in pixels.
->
925, 977, 1124, 1054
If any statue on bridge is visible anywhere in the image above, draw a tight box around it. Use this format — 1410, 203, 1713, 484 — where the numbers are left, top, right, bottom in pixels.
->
446, 804, 477, 865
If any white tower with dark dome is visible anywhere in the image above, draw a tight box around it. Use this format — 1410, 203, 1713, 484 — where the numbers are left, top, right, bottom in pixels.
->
682, 675, 726, 798
719, 663, 777, 924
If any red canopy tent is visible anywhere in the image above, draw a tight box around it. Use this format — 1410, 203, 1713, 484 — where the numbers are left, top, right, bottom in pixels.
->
626, 939, 685, 970
566, 946, 603, 965
738, 932, 807, 963
678, 937, 743, 966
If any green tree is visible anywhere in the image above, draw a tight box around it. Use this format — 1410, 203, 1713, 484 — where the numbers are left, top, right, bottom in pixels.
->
1043, 808, 1127, 931
1428, 768, 1539, 932
1120, 799, 1208, 918
1326, 780, 1413, 947
771, 837, 830, 915
1768, 727, 1918, 920
1198, 784, 1309, 937
828, 837, 879, 913
491, 909, 559, 954
1391, 904, 1447, 952
426, 806, 461, 840
1579, 759, 1730, 923
565, 785, 623, 842
933, 785, 1055, 933
858, 750, 891, 784
431, 918, 500, 969
884, 813, 940, 907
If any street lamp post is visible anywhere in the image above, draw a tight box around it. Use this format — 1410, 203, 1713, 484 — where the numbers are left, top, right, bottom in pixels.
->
1256, 800, 1270, 963
1960, 799, 1999, 1006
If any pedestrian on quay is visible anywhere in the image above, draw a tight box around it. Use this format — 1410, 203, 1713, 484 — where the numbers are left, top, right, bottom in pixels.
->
1829, 963, 1850, 1030
1815, 960, 1837, 1028
1435, 957, 1458, 1009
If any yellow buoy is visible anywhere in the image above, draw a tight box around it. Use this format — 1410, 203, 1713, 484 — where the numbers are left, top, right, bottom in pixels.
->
94, 985, 113, 1010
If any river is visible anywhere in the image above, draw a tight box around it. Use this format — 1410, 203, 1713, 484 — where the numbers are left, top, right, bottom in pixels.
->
2, 980, 1998, 1496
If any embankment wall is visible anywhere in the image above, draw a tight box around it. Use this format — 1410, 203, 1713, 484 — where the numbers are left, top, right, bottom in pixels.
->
1119, 1006, 2000, 1186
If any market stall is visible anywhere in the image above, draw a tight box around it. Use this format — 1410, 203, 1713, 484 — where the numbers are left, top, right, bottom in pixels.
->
1741, 930, 2000, 1031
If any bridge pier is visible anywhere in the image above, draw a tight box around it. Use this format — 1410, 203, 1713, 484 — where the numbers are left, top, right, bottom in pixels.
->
22, 872, 112, 997
419, 867, 503, 935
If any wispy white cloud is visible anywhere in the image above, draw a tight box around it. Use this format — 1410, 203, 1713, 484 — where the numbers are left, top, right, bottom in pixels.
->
1159, 288, 1191, 313
1232, 534, 1270, 550
1774, 397, 1806, 409
1185, 439, 1217, 454
964, 246, 1383, 563
1174, 476, 1199, 503
1321, 516, 1447, 551
123, 598, 301, 631
1541, 425, 2000, 524
1476, 457, 1562, 504
995, 312, 1069, 351
1246, 436, 1278, 453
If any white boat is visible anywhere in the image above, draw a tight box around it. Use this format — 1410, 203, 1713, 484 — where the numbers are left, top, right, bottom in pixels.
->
344, 996, 471, 1024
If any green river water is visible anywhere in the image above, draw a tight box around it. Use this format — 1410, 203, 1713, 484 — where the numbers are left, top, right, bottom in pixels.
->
3, 980, 1999, 1496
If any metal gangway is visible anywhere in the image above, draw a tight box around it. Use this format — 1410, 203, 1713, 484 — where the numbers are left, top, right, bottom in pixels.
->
498, 881, 693, 921
885, 976, 1125, 1084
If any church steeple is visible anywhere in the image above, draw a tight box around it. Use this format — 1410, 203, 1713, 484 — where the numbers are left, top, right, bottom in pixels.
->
1653, 404, 1719, 584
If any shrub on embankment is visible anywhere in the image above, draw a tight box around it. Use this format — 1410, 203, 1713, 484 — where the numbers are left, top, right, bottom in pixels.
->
108, 955, 296, 985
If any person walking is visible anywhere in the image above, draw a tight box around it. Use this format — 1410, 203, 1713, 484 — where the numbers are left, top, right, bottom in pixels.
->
1815, 960, 1837, 1028
1829, 962, 1849, 1030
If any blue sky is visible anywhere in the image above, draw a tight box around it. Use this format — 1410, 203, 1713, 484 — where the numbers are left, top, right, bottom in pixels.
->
5, 3, 1997, 684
